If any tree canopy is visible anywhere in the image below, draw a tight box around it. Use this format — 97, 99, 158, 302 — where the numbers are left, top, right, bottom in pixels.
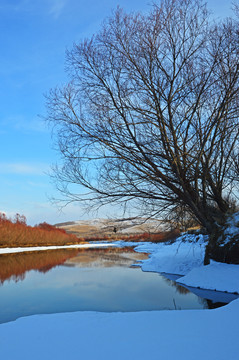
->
46, 0, 239, 243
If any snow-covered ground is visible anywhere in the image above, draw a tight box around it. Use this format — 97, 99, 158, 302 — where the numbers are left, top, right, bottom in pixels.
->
132, 234, 239, 294
178, 261, 239, 293
1, 300, 239, 360
134, 233, 207, 275
58, 217, 166, 234
0, 242, 116, 254
1, 233, 239, 360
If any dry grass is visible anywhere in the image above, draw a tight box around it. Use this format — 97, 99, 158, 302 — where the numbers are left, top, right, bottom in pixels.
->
64, 224, 99, 235
0, 212, 180, 248
0, 213, 85, 248
68, 229, 180, 243
113, 229, 180, 243
60, 218, 180, 243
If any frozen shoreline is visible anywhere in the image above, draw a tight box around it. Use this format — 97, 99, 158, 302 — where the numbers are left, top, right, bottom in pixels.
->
1, 298, 239, 360
0, 242, 117, 254
1, 235, 239, 359
131, 235, 239, 294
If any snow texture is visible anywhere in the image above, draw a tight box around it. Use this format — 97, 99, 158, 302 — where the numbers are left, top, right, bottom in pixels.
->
0, 300, 239, 360
1, 232, 239, 359
220, 211, 239, 245
135, 234, 207, 275
131, 234, 239, 294
178, 261, 239, 293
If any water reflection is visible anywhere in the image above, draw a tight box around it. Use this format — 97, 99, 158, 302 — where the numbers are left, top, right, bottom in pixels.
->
0, 247, 147, 284
162, 277, 191, 295
180, 284, 239, 308
0, 248, 79, 284
0, 246, 235, 325
63, 247, 148, 268
161, 273, 239, 308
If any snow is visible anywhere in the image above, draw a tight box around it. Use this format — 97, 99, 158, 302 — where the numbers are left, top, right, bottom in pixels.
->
1, 232, 239, 359
226, 211, 239, 227
135, 234, 207, 275
0, 243, 116, 255
0, 300, 239, 360
61, 217, 166, 234
178, 261, 239, 293
130, 234, 239, 294
219, 211, 239, 245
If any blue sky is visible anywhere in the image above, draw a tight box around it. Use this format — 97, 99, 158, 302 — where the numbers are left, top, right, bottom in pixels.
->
0, 0, 236, 225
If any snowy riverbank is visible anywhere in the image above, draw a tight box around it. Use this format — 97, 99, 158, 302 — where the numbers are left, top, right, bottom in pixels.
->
0, 242, 116, 254
132, 234, 239, 294
1, 234, 239, 360
1, 300, 239, 360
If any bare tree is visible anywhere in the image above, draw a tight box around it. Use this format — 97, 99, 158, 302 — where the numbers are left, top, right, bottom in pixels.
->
46, 0, 239, 262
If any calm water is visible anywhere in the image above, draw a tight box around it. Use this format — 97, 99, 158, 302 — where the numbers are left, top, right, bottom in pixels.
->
0, 245, 234, 324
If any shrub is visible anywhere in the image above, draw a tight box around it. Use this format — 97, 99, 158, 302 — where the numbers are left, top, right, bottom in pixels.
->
0, 213, 83, 248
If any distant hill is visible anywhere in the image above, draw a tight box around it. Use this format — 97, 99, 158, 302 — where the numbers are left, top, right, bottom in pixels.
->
55, 218, 167, 239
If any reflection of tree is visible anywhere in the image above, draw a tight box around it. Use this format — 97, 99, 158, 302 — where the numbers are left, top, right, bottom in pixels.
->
205, 299, 227, 309
194, 296, 226, 309
0, 247, 148, 284
163, 277, 228, 309
163, 277, 190, 295
0, 249, 79, 284
196, 296, 209, 309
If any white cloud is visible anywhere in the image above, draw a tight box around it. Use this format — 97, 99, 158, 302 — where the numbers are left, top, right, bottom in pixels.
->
0, 0, 39, 15
0, 163, 49, 175
2, 115, 48, 134
48, 0, 67, 19
0, 0, 67, 19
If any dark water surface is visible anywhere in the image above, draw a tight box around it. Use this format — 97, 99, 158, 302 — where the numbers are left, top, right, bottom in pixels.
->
0, 245, 231, 324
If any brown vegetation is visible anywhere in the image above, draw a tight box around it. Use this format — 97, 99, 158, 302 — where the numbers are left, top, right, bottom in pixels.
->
68, 229, 180, 243
0, 213, 84, 248
0, 211, 179, 248
59, 218, 180, 243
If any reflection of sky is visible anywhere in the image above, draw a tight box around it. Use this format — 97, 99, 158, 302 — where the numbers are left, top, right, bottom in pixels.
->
63, 249, 148, 268
0, 266, 207, 324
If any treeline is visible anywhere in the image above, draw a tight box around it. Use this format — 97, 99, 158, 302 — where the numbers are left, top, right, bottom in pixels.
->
0, 212, 180, 248
0, 213, 83, 248
74, 229, 180, 243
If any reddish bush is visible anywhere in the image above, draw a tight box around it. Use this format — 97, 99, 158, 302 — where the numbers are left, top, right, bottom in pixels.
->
0, 212, 83, 248
78, 229, 180, 243
14, 213, 27, 225
37, 222, 67, 234
0, 212, 9, 224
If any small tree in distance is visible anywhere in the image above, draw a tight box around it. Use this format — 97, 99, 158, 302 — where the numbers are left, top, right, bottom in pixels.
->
46, 0, 239, 263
